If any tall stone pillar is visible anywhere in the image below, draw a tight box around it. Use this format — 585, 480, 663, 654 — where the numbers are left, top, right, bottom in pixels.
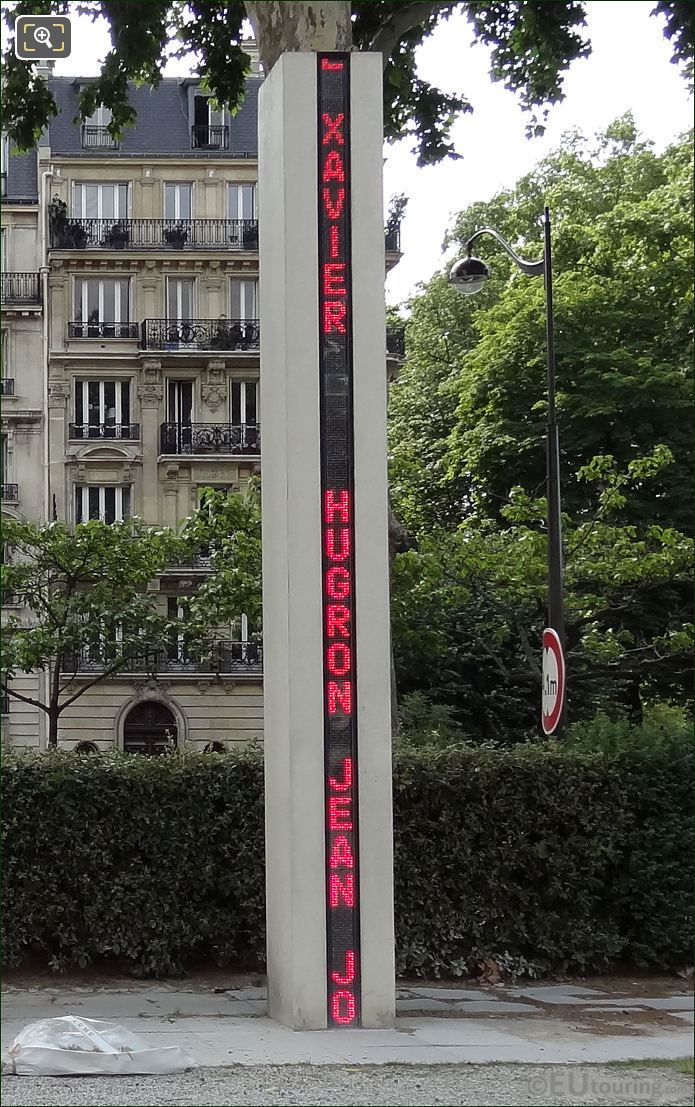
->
259, 52, 395, 1031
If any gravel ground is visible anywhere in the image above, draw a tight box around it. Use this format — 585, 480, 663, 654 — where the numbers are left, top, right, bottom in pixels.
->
1, 1063, 693, 1106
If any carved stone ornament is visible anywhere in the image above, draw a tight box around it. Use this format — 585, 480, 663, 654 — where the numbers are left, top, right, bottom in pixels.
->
201, 383, 226, 412
48, 381, 71, 407
137, 382, 163, 407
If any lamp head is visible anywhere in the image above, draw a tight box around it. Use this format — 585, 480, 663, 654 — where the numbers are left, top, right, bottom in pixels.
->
449, 254, 490, 296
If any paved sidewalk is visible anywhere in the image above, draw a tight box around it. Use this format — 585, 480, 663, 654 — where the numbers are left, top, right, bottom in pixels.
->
2, 979, 692, 1068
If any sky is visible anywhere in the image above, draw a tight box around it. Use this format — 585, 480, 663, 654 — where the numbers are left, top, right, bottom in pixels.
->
29, 1, 695, 304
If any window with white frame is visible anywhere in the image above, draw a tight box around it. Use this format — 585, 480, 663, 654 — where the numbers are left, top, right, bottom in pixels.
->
75, 485, 131, 524
1, 134, 8, 196
231, 380, 259, 451
166, 277, 195, 321
73, 380, 132, 439
164, 183, 193, 220
74, 277, 130, 337
167, 380, 194, 425
230, 278, 257, 319
85, 105, 113, 128
74, 182, 129, 220
227, 183, 256, 220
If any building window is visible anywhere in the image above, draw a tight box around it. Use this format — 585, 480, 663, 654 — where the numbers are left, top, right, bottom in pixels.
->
73, 277, 130, 337
191, 96, 227, 149
166, 277, 195, 322
81, 106, 118, 149
74, 182, 129, 220
73, 380, 131, 439
228, 183, 256, 220
231, 380, 259, 452
75, 485, 131, 524
164, 183, 192, 220
167, 380, 194, 427
230, 278, 257, 320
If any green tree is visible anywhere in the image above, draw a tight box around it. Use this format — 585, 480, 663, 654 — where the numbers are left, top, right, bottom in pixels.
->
0, 519, 190, 747
181, 483, 263, 635
391, 450, 693, 739
390, 121, 693, 535
3, 2, 690, 163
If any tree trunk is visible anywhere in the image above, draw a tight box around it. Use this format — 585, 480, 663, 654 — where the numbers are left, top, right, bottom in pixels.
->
244, 1, 352, 72
47, 710, 59, 749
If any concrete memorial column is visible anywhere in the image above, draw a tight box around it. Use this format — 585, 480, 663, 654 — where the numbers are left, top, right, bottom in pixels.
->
259, 52, 395, 1030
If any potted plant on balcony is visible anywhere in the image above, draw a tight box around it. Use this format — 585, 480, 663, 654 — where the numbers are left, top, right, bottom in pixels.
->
164, 223, 188, 248
48, 196, 80, 248
105, 220, 130, 249
70, 221, 89, 248
242, 222, 259, 250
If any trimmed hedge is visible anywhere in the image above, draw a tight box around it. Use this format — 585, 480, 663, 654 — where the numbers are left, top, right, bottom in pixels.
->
2, 738, 692, 976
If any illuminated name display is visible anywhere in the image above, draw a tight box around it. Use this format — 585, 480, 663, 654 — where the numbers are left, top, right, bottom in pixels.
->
317, 53, 361, 1027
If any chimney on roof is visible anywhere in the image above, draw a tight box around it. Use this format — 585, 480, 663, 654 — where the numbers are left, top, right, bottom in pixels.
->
36, 59, 55, 79
244, 39, 262, 77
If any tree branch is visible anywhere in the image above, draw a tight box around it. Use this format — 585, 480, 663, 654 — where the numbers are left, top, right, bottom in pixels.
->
2, 685, 49, 713
369, 1, 457, 67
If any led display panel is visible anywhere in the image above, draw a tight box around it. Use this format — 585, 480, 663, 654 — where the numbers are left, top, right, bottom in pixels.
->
317, 53, 361, 1028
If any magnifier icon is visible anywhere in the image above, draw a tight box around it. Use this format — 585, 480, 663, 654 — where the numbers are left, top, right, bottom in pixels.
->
34, 26, 53, 48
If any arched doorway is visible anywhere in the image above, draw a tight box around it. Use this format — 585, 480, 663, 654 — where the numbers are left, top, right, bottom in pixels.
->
123, 701, 177, 756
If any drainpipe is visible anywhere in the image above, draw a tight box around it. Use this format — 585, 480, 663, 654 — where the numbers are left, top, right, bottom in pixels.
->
40, 166, 53, 522
39, 164, 53, 751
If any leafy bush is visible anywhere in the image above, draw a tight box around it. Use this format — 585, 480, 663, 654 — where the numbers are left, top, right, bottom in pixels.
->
2, 736, 692, 977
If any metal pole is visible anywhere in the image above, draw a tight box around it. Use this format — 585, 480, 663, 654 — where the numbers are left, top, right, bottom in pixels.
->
543, 206, 565, 731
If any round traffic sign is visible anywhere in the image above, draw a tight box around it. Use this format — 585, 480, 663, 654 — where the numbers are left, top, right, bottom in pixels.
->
541, 628, 565, 735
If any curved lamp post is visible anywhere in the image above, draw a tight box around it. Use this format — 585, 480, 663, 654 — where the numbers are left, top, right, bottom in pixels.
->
449, 207, 565, 732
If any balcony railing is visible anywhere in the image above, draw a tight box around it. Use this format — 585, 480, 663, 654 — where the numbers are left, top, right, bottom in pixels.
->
81, 125, 119, 149
386, 324, 406, 358
69, 423, 140, 441
65, 640, 263, 676
2, 484, 19, 501
164, 553, 213, 572
191, 124, 229, 149
0, 379, 15, 396
1, 273, 41, 304
68, 321, 139, 340
385, 221, 401, 252
141, 318, 260, 352
51, 218, 259, 251
160, 422, 260, 456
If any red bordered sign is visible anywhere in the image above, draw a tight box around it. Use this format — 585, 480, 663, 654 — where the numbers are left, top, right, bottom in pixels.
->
317, 52, 361, 1028
541, 628, 565, 735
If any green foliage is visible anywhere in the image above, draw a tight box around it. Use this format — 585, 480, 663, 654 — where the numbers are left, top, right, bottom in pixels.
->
0, 518, 190, 746
3, 739, 692, 976
391, 123, 693, 535
391, 450, 693, 737
182, 482, 263, 634
2, 3, 691, 162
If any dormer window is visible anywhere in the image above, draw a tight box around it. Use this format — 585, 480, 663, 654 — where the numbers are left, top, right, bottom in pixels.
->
81, 105, 119, 150
191, 95, 228, 150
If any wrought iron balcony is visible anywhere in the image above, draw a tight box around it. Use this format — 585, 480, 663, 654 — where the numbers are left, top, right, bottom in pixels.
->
164, 553, 213, 572
2, 484, 19, 501
68, 321, 139, 340
51, 218, 259, 251
65, 640, 263, 676
386, 324, 406, 358
0, 379, 15, 396
69, 423, 140, 441
81, 125, 119, 149
191, 124, 229, 149
160, 422, 260, 456
141, 318, 260, 352
385, 221, 401, 252
1, 273, 41, 304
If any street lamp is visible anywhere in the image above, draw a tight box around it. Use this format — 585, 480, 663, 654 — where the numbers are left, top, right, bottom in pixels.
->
449, 207, 565, 732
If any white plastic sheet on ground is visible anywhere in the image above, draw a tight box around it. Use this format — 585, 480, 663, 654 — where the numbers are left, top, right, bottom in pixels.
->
2, 1015, 197, 1076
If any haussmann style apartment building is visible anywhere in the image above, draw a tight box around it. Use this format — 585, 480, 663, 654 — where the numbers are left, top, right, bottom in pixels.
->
1, 57, 403, 755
